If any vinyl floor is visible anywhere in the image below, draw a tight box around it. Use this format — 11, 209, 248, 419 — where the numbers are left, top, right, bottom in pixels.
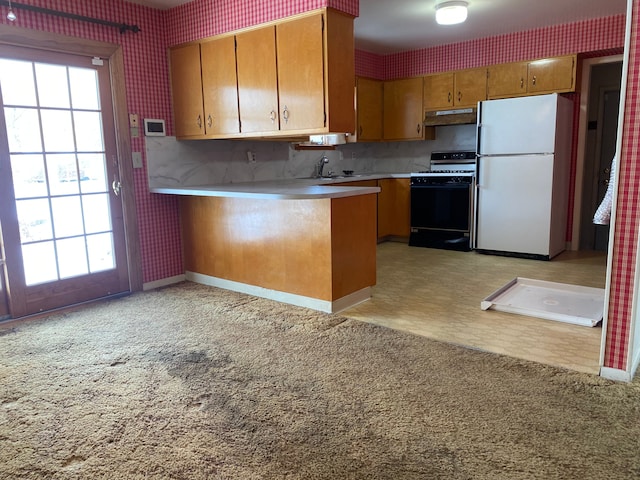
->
342, 242, 607, 375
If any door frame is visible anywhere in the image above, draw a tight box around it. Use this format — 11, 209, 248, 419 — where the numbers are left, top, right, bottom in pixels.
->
0, 24, 143, 312
571, 54, 624, 251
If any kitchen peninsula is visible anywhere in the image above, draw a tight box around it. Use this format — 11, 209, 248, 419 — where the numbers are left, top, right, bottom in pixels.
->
153, 178, 381, 312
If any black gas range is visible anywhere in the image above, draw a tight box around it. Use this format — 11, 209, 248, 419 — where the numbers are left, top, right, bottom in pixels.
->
409, 151, 476, 251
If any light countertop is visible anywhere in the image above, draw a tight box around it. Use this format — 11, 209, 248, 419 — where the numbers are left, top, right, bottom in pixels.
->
151, 173, 410, 200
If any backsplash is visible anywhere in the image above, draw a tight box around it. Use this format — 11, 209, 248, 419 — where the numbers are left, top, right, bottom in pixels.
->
146, 124, 476, 189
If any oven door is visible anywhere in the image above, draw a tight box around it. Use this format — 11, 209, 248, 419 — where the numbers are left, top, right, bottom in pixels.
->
411, 183, 471, 231
409, 181, 473, 251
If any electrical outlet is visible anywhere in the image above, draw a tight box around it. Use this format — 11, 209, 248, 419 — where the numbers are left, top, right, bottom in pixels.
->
132, 151, 143, 169
246, 151, 256, 163
129, 113, 139, 127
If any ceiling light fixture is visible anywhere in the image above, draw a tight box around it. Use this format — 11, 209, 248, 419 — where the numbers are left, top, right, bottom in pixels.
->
6, 0, 17, 21
435, 0, 468, 26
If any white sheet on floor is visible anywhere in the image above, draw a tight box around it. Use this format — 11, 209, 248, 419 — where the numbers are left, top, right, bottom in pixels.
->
481, 277, 605, 327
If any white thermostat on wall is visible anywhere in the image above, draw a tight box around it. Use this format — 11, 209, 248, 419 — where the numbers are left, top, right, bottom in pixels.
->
143, 118, 166, 136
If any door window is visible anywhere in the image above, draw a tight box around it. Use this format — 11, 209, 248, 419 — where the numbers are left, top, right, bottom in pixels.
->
1, 58, 115, 286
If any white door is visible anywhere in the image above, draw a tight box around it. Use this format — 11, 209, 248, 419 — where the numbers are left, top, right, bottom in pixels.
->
478, 94, 558, 155
475, 154, 554, 255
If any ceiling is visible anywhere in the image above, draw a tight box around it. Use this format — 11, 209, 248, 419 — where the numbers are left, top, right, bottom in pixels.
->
125, 0, 628, 54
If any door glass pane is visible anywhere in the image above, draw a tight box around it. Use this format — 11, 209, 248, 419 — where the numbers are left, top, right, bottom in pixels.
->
78, 154, 108, 193
69, 68, 99, 110
22, 242, 58, 285
57, 237, 88, 278
10, 154, 47, 199
16, 198, 53, 243
4, 107, 42, 152
83, 194, 111, 233
41, 109, 75, 152
74, 111, 104, 151
47, 153, 79, 196
87, 232, 114, 272
51, 196, 84, 238
1, 57, 118, 289
0, 59, 37, 106
35, 63, 70, 109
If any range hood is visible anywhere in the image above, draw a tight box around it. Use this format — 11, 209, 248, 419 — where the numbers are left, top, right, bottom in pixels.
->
294, 133, 350, 148
424, 107, 477, 126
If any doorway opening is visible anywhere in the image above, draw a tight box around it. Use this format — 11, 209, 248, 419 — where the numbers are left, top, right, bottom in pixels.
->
572, 55, 623, 252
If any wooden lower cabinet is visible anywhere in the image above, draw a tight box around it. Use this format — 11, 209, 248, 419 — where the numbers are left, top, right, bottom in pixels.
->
377, 178, 410, 241
179, 194, 377, 303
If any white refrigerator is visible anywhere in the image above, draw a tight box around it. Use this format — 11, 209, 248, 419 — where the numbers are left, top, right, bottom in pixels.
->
474, 93, 573, 259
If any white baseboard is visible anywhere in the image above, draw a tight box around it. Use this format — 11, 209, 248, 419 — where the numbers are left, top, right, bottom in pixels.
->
143, 274, 186, 291
186, 271, 371, 313
600, 366, 633, 382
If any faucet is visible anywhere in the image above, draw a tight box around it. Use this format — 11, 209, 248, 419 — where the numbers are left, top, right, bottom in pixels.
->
316, 155, 329, 178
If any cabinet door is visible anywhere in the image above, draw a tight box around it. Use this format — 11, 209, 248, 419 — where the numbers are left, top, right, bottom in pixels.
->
423, 73, 454, 110
383, 77, 424, 141
276, 13, 325, 132
377, 178, 410, 239
236, 26, 279, 134
356, 77, 383, 141
169, 43, 204, 137
487, 62, 528, 99
528, 55, 576, 94
454, 68, 487, 108
201, 36, 240, 135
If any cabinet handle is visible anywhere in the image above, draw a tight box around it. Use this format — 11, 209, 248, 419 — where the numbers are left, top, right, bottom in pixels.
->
448, 91, 451, 103
457, 91, 462, 102
207, 114, 213, 128
417, 123, 421, 134
282, 105, 289, 124
270, 110, 276, 123
359, 125, 363, 136
520, 78, 524, 89
197, 115, 202, 129
532, 75, 537, 86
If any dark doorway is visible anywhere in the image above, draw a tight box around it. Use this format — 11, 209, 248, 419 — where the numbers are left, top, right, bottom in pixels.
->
580, 61, 623, 251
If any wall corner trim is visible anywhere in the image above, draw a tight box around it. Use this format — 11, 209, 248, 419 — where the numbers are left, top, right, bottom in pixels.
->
599, 366, 632, 382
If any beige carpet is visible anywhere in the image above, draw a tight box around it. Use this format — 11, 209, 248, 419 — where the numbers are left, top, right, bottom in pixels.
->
1, 282, 639, 479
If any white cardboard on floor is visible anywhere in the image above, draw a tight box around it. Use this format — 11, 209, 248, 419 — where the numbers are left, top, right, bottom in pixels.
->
481, 277, 605, 327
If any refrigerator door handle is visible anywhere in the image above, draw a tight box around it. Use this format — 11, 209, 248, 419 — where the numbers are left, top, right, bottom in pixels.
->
476, 100, 482, 155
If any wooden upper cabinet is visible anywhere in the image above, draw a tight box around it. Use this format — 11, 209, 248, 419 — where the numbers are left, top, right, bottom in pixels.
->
201, 36, 240, 135
527, 55, 576, 94
423, 73, 454, 110
383, 77, 425, 141
487, 62, 528, 99
424, 68, 486, 111
454, 68, 487, 108
169, 43, 204, 138
276, 13, 325, 132
235, 9, 354, 136
236, 26, 280, 134
356, 77, 383, 141
170, 8, 354, 140
488, 55, 577, 99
